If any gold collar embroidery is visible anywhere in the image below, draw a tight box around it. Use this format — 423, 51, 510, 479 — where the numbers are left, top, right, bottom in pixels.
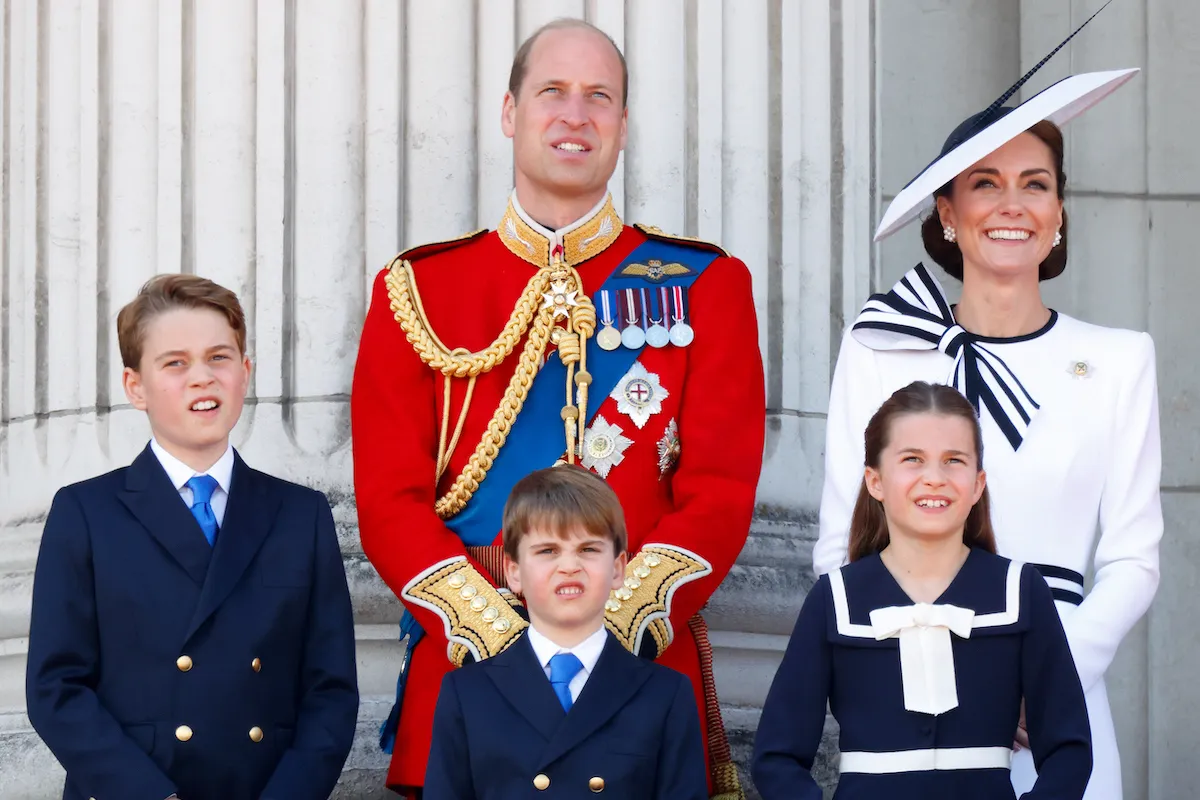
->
498, 193, 624, 268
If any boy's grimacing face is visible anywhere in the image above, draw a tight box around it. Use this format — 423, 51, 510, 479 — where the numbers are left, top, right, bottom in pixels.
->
122, 307, 251, 467
505, 525, 626, 637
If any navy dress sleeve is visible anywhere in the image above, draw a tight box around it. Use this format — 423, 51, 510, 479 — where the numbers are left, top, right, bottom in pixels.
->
1019, 564, 1093, 799
751, 575, 831, 800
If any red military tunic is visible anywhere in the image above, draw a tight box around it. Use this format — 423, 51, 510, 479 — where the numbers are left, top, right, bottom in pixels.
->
351, 193, 765, 797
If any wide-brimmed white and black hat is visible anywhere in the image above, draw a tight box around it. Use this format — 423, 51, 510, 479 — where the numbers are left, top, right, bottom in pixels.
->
874, 1, 1138, 243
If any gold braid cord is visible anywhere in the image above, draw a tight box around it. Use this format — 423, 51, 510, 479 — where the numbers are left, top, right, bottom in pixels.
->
689, 614, 746, 799
386, 254, 594, 519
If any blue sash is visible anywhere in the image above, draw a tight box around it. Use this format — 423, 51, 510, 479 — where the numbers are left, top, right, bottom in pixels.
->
380, 238, 720, 753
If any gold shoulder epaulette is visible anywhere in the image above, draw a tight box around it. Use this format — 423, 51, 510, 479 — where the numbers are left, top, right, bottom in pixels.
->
633, 223, 729, 258
394, 228, 489, 265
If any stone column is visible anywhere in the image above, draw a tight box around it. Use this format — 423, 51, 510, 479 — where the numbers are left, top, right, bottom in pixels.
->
0, 1, 875, 797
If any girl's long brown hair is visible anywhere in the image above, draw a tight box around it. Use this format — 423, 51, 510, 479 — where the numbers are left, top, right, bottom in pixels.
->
848, 381, 997, 562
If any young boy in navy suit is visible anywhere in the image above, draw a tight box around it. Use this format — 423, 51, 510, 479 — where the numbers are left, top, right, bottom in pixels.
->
25, 274, 359, 800
424, 466, 708, 799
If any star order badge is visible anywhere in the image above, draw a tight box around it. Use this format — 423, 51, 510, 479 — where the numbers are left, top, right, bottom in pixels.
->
610, 361, 669, 429
656, 418, 680, 478
581, 415, 634, 478
541, 280, 579, 319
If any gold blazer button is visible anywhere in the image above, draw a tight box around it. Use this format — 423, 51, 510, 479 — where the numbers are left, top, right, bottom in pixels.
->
175, 725, 193, 742
533, 773, 550, 790
589, 776, 605, 792
176, 655, 193, 672
249, 726, 264, 743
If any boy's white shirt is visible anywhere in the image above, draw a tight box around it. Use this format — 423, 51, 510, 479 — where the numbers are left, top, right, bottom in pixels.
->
526, 624, 608, 703
150, 438, 235, 526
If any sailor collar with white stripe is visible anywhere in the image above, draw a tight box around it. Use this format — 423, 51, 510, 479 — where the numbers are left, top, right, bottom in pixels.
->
851, 263, 1059, 451
498, 190, 624, 268
828, 549, 1023, 640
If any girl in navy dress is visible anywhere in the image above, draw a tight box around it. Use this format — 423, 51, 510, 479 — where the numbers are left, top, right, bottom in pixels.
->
752, 381, 1091, 800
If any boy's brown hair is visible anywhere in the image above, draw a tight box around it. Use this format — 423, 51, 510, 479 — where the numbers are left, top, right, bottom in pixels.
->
502, 465, 628, 560
116, 274, 247, 369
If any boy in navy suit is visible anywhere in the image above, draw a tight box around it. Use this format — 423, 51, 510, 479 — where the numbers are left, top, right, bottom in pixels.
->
424, 466, 708, 799
25, 274, 359, 800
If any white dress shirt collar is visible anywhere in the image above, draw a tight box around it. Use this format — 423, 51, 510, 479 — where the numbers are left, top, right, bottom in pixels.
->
150, 438, 235, 495
526, 623, 608, 677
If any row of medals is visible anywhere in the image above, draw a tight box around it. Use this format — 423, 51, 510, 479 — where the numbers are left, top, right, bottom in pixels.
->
593, 288, 695, 351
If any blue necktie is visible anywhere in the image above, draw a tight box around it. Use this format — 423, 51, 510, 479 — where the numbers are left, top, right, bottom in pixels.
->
548, 653, 584, 713
186, 475, 220, 547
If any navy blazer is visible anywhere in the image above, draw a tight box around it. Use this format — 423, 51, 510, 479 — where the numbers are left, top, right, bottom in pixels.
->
25, 444, 359, 800
752, 549, 1091, 800
425, 630, 708, 799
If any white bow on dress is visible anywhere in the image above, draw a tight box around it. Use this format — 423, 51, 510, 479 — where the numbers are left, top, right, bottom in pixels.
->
870, 602, 975, 716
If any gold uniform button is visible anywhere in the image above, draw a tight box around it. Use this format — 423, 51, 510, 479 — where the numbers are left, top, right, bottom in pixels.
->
589, 776, 605, 792
533, 773, 550, 790
176, 655, 193, 672
249, 726, 264, 743
175, 725, 193, 742
251, 657, 262, 672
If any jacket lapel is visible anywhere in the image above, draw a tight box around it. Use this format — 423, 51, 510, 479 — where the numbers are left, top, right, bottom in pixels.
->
485, 634, 569, 742
538, 634, 654, 768
117, 444, 212, 586
184, 452, 279, 641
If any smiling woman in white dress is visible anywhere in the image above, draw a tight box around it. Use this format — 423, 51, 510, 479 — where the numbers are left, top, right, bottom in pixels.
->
811, 18, 1163, 800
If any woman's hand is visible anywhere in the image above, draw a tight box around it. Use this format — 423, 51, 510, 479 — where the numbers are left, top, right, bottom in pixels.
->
1013, 699, 1030, 750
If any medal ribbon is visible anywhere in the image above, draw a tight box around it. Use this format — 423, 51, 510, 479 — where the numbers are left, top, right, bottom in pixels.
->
671, 285, 688, 324
624, 288, 640, 325
600, 290, 615, 326
646, 287, 663, 325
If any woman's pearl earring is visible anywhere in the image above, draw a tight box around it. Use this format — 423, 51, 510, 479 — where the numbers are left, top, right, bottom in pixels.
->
943, 225, 957, 243
1053, 230, 1062, 247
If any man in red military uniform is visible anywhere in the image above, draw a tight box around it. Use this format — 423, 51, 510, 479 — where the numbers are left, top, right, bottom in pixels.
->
351, 18, 764, 799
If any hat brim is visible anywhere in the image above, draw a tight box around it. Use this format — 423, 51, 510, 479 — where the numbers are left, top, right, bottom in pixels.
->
873, 67, 1140, 243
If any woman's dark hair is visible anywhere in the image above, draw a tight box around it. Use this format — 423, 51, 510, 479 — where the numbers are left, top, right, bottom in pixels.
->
848, 381, 997, 562
920, 119, 1067, 282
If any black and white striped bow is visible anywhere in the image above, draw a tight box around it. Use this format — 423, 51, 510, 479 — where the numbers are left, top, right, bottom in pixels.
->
851, 264, 1039, 451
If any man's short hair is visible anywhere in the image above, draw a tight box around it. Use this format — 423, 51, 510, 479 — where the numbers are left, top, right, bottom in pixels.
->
507, 18, 629, 108
502, 465, 628, 560
116, 274, 247, 370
